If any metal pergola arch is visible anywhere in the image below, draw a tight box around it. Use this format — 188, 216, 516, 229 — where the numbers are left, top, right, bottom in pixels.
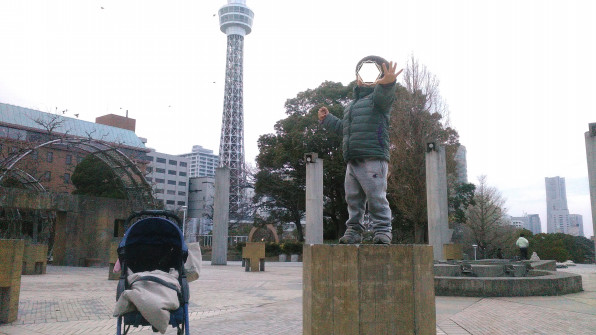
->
0, 138, 155, 210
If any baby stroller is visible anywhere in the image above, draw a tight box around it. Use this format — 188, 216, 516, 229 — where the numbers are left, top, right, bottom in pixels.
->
115, 210, 190, 335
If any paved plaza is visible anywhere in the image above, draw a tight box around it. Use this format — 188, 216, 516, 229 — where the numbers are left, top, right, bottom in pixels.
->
1, 262, 596, 335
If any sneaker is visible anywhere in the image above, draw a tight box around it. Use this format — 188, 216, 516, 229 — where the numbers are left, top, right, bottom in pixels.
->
373, 232, 392, 244
339, 229, 362, 244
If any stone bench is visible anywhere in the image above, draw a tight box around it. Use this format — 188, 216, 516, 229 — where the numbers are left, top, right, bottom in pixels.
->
242, 242, 265, 272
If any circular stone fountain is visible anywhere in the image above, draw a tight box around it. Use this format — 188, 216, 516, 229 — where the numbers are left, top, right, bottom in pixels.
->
434, 259, 583, 297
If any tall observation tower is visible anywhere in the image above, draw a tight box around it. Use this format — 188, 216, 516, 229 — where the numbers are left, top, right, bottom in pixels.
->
218, 0, 254, 216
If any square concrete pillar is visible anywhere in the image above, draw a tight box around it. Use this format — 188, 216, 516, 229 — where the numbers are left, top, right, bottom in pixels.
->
22, 242, 48, 275
0, 239, 25, 323
303, 244, 436, 335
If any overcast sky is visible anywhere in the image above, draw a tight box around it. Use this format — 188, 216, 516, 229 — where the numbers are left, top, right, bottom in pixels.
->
0, 0, 594, 237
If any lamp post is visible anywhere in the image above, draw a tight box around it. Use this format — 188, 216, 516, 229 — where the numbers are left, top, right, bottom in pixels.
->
181, 205, 188, 239
472, 244, 478, 260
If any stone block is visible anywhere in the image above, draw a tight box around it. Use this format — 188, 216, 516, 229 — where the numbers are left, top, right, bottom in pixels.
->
242, 242, 265, 272
442, 244, 463, 260
22, 242, 48, 275
0, 239, 24, 323
303, 244, 435, 335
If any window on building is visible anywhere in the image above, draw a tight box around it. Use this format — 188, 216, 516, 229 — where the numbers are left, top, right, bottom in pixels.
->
146, 167, 153, 173
177, 201, 186, 206
155, 178, 165, 183
47, 151, 53, 162
169, 159, 177, 165
178, 181, 186, 186
179, 172, 187, 177
155, 168, 165, 173
155, 189, 164, 194
166, 200, 175, 205
66, 155, 72, 165
168, 180, 176, 185
77, 156, 83, 163
64, 173, 70, 184
178, 191, 186, 196
44, 171, 51, 181
31, 150, 38, 160
156, 158, 166, 163
146, 177, 152, 182
168, 170, 176, 175
167, 190, 176, 195
180, 162, 187, 167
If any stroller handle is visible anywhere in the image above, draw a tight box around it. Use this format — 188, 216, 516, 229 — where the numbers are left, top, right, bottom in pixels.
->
124, 210, 183, 230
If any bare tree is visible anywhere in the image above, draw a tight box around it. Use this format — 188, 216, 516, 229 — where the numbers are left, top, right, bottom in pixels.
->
463, 175, 514, 258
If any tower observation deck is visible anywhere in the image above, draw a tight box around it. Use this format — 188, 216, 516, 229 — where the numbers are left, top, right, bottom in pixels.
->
218, 0, 254, 217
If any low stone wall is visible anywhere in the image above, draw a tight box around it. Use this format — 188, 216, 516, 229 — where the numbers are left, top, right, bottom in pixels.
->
1, 188, 134, 267
22, 242, 48, 275
435, 270, 582, 297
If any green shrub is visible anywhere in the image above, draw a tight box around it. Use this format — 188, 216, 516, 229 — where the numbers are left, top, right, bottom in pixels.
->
265, 242, 282, 256
281, 241, 303, 255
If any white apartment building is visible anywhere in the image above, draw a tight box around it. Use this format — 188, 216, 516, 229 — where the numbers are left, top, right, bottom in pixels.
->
146, 150, 189, 210
179, 145, 219, 178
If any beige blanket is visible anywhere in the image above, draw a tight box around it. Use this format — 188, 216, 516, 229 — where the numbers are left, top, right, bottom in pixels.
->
113, 270, 181, 334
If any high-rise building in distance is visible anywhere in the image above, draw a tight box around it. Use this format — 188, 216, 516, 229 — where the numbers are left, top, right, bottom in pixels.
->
545, 176, 584, 236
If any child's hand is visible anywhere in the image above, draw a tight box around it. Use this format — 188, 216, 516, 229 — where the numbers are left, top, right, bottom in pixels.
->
318, 107, 329, 121
376, 61, 403, 85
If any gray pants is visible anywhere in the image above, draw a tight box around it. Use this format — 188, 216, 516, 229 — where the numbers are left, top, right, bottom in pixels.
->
344, 159, 392, 234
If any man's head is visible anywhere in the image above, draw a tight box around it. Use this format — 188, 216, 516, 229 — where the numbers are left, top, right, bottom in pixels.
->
356, 55, 389, 86
520, 233, 525, 238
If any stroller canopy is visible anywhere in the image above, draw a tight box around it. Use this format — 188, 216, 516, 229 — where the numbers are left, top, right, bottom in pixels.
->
119, 217, 188, 254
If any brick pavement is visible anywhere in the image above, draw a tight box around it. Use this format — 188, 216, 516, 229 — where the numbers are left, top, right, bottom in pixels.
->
1, 263, 595, 334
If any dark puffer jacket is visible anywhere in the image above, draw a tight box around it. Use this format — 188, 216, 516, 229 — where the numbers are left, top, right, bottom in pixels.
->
322, 82, 396, 162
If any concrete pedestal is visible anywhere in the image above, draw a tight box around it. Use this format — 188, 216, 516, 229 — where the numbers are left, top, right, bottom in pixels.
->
0, 239, 24, 323
303, 244, 436, 335
22, 242, 47, 275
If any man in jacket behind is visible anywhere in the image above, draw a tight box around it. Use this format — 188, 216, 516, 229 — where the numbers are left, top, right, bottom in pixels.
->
318, 55, 402, 244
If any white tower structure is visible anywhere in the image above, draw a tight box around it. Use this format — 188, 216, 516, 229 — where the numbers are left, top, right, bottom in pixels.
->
218, 0, 254, 215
